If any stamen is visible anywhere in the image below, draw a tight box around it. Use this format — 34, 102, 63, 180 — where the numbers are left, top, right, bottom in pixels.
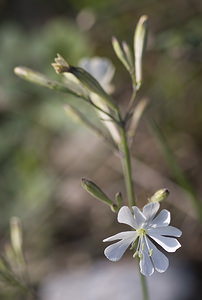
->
133, 251, 138, 258
136, 237, 141, 253
139, 253, 143, 260
144, 236, 153, 257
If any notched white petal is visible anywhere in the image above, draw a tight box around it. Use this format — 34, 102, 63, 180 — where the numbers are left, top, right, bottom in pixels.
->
149, 233, 181, 252
132, 206, 146, 227
139, 247, 154, 276
147, 238, 169, 273
151, 209, 170, 227
104, 237, 134, 262
118, 206, 138, 229
103, 231, 137, 242
143, 202, 160, 221
147, 226, 182, 237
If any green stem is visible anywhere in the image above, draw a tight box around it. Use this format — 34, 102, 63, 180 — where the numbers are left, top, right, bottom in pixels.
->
140, 273, 149, 300
118, 116, 135, 207
125, 84, 137, 121
118, 109, 149, 300
88, 98, 120, 125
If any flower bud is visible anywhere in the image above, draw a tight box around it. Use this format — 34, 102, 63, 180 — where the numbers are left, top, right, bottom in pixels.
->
112, 37, 131, 72
122, 41, 134, 71
110, 203, 119, 213
115, 192, 123, 208
134, 15, 148, 89
149, 188, 170, 203
10, 217, 23, 259
128, 97, 149, 146
81, 178, 113, 206
52, 54, 118, 111
14, 66, 83, 97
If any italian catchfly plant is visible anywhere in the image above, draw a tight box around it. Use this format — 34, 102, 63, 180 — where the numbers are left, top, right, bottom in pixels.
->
14, 15, 182, 300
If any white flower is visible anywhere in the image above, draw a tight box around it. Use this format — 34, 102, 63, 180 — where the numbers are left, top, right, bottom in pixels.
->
103, 202, 182, 276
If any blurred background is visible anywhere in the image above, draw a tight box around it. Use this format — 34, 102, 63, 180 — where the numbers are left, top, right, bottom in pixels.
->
0, 0, 202, 299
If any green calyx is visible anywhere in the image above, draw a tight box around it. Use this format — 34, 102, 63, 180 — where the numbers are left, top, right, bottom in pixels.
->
149, 188, 170, 203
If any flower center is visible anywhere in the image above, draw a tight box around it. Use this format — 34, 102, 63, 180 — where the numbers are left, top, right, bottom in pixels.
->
132, 228, 154, 261
137, 228, 146, 237
132, 228, 150, 260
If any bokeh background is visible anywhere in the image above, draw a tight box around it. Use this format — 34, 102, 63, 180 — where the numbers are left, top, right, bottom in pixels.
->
0, 0, 202, 299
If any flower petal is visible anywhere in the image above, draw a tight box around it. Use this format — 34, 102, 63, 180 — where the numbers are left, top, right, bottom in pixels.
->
147, 226, 182, 237
103, 231, 137, 242
143, 202, 160, 221
118, 206, 138, 229
151, 209, 170, 227
104, 235, 136, 261
132, 206, 146, 227
148, 233, 181, 252
146, 237, 169, 273
139, 242, 154, 276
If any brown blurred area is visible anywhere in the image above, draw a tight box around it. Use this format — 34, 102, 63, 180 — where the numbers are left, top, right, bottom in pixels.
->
0, 0, 202, 299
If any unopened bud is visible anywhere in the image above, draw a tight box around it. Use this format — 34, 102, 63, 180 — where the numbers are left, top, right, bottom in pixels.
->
122, 41, 134, 72
112, 37, 131, 72
134, 15, 148, 89
14, 66, 82, 97
10, 217, 23, 258
115, 192, 123, 208
51, 53, 70, 73
110, 203, 119, 213
82, 178, 113, 206
52, 54, 118, 111
149, 189, 170, 203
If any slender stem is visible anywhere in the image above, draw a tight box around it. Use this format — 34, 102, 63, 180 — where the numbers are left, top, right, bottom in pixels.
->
88, 99, 120, 125
140, 273, 149, 300
125, 84, 137, 121
118, 112, 135, 206
118, 107, 149, 299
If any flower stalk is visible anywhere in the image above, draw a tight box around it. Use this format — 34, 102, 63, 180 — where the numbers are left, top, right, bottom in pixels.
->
119, 124, 135, 207
140, 272, 149, 300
